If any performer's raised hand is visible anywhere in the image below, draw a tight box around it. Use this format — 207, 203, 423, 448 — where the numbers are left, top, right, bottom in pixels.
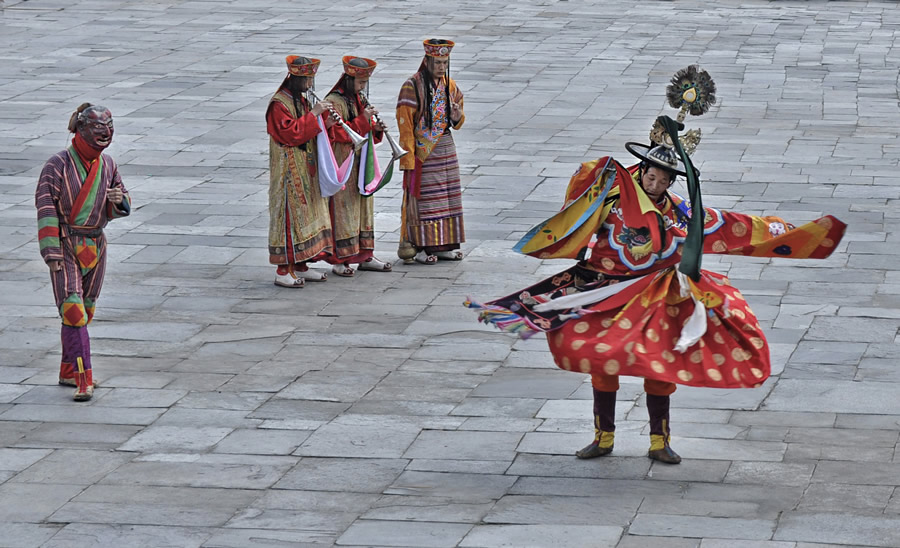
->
311, 100, 333, 118
107, 186, 124, 205
450, 101, 462, 123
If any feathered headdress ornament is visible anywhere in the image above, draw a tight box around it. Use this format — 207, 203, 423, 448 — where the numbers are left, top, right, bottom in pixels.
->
648, 65, 717, 156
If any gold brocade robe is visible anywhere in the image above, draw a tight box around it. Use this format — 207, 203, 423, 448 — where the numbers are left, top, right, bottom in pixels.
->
267, 89, 332, 264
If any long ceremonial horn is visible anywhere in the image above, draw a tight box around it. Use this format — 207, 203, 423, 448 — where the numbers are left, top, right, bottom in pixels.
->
308, 91, 367, 151
360, 91, 409, 161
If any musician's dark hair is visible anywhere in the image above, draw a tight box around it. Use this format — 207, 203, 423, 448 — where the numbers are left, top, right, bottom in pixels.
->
285, 57, 314, 115
420, 39, 451, 130
334, 58, 372, 119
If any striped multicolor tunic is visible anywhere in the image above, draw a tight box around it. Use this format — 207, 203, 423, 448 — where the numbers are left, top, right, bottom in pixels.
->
396, 72, 466, 252
35, 148, 130, 325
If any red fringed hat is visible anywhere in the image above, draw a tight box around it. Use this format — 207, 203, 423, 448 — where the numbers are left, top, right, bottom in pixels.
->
423, 39, 455, 58
285, 55, 321, 77
342, 55, 377, 78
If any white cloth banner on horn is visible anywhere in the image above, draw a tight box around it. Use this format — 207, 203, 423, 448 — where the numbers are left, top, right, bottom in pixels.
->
316, 115, 355, 197
673, 268, 708, 353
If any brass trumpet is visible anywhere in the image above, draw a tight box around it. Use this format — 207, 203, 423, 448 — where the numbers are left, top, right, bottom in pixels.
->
307, 91, 366, 151
360, 91, 409, 161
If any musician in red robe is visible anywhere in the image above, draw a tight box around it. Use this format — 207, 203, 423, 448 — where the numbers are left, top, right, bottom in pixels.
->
265, 55, 336, 288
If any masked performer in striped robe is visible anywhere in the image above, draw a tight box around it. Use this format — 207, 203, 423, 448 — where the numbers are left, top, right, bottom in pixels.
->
266, 55, 336, 288
35, 104, 131, 401
396, 39, 466, 265
324, 56, 393, 277
467, 67, 846, 464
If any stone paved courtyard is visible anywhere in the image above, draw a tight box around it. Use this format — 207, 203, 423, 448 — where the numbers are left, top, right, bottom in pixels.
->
2, 0, 900, 546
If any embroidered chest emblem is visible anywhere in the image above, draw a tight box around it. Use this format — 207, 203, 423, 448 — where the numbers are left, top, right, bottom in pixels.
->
616, 225, 654, 260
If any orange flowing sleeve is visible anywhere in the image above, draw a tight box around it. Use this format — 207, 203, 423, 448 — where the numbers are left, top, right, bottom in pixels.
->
703, 208, 846, 260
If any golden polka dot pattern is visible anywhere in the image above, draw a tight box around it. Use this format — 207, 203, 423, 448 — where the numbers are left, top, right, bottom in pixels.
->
579, 358, 592, 373
603, 360, 620, 375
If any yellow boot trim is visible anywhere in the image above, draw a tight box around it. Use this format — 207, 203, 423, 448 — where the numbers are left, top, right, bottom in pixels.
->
597, 431, 615, 449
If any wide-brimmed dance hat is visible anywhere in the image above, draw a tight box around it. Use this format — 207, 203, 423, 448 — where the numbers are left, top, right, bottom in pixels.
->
625, 142, 698, 178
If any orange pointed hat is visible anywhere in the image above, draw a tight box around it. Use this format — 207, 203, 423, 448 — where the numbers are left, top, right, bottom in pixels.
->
285, 55, 321, 77
342, 55, 377, 78
423, 39, 455, 58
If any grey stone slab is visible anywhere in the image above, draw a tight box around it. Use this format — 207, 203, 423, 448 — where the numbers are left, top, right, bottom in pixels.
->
386, 471, 517, 502
152, 407, 261, 428
723, 461, 814, 488
249, 400, 350, 422
95, 388, 188, 408
784, 443, 894, 463
460, 524, 622, 547
213, 428, 310, 455
407, 459, 511, 476
618, 536, 699, 548
798, 483, 893, 514
647, 459, 732, 484
485, 494, 641, 526
0, 522, 62, 548
775, 512, 900, 547
508, 453, 650, 481
274, 458, 408, 493
0, 384, 33, 404
10, 449, 133, 485
630, 514, 775, 541
117, 425, 233, 453
42, 524, 212, 548
337, 520, 473, 548
224, 508, 357, 540
684, 484, 805, 515
0, 404, 165, 425
50, 485, 259, 527
729, 411, 835, 428
452, 397, 547, 418
669, 380, 775, 411
0, 483, 84, 522
699, 542, 795, 548
201, 529, 328, 548
0, 448, 52, 472
812, 460, 900, 486
363, 495, 493, 523
469, 368, 583, 399
765, 379, 900, 414
10, 422, 140, 450
403, 431, 522, 461
296, 419, 421, 459
100, 455, 295, 489
639, 495, 765, 519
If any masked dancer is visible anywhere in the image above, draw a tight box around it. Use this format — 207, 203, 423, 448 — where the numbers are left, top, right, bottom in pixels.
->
467, 67, 847, 464
36, 103, 131, 401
